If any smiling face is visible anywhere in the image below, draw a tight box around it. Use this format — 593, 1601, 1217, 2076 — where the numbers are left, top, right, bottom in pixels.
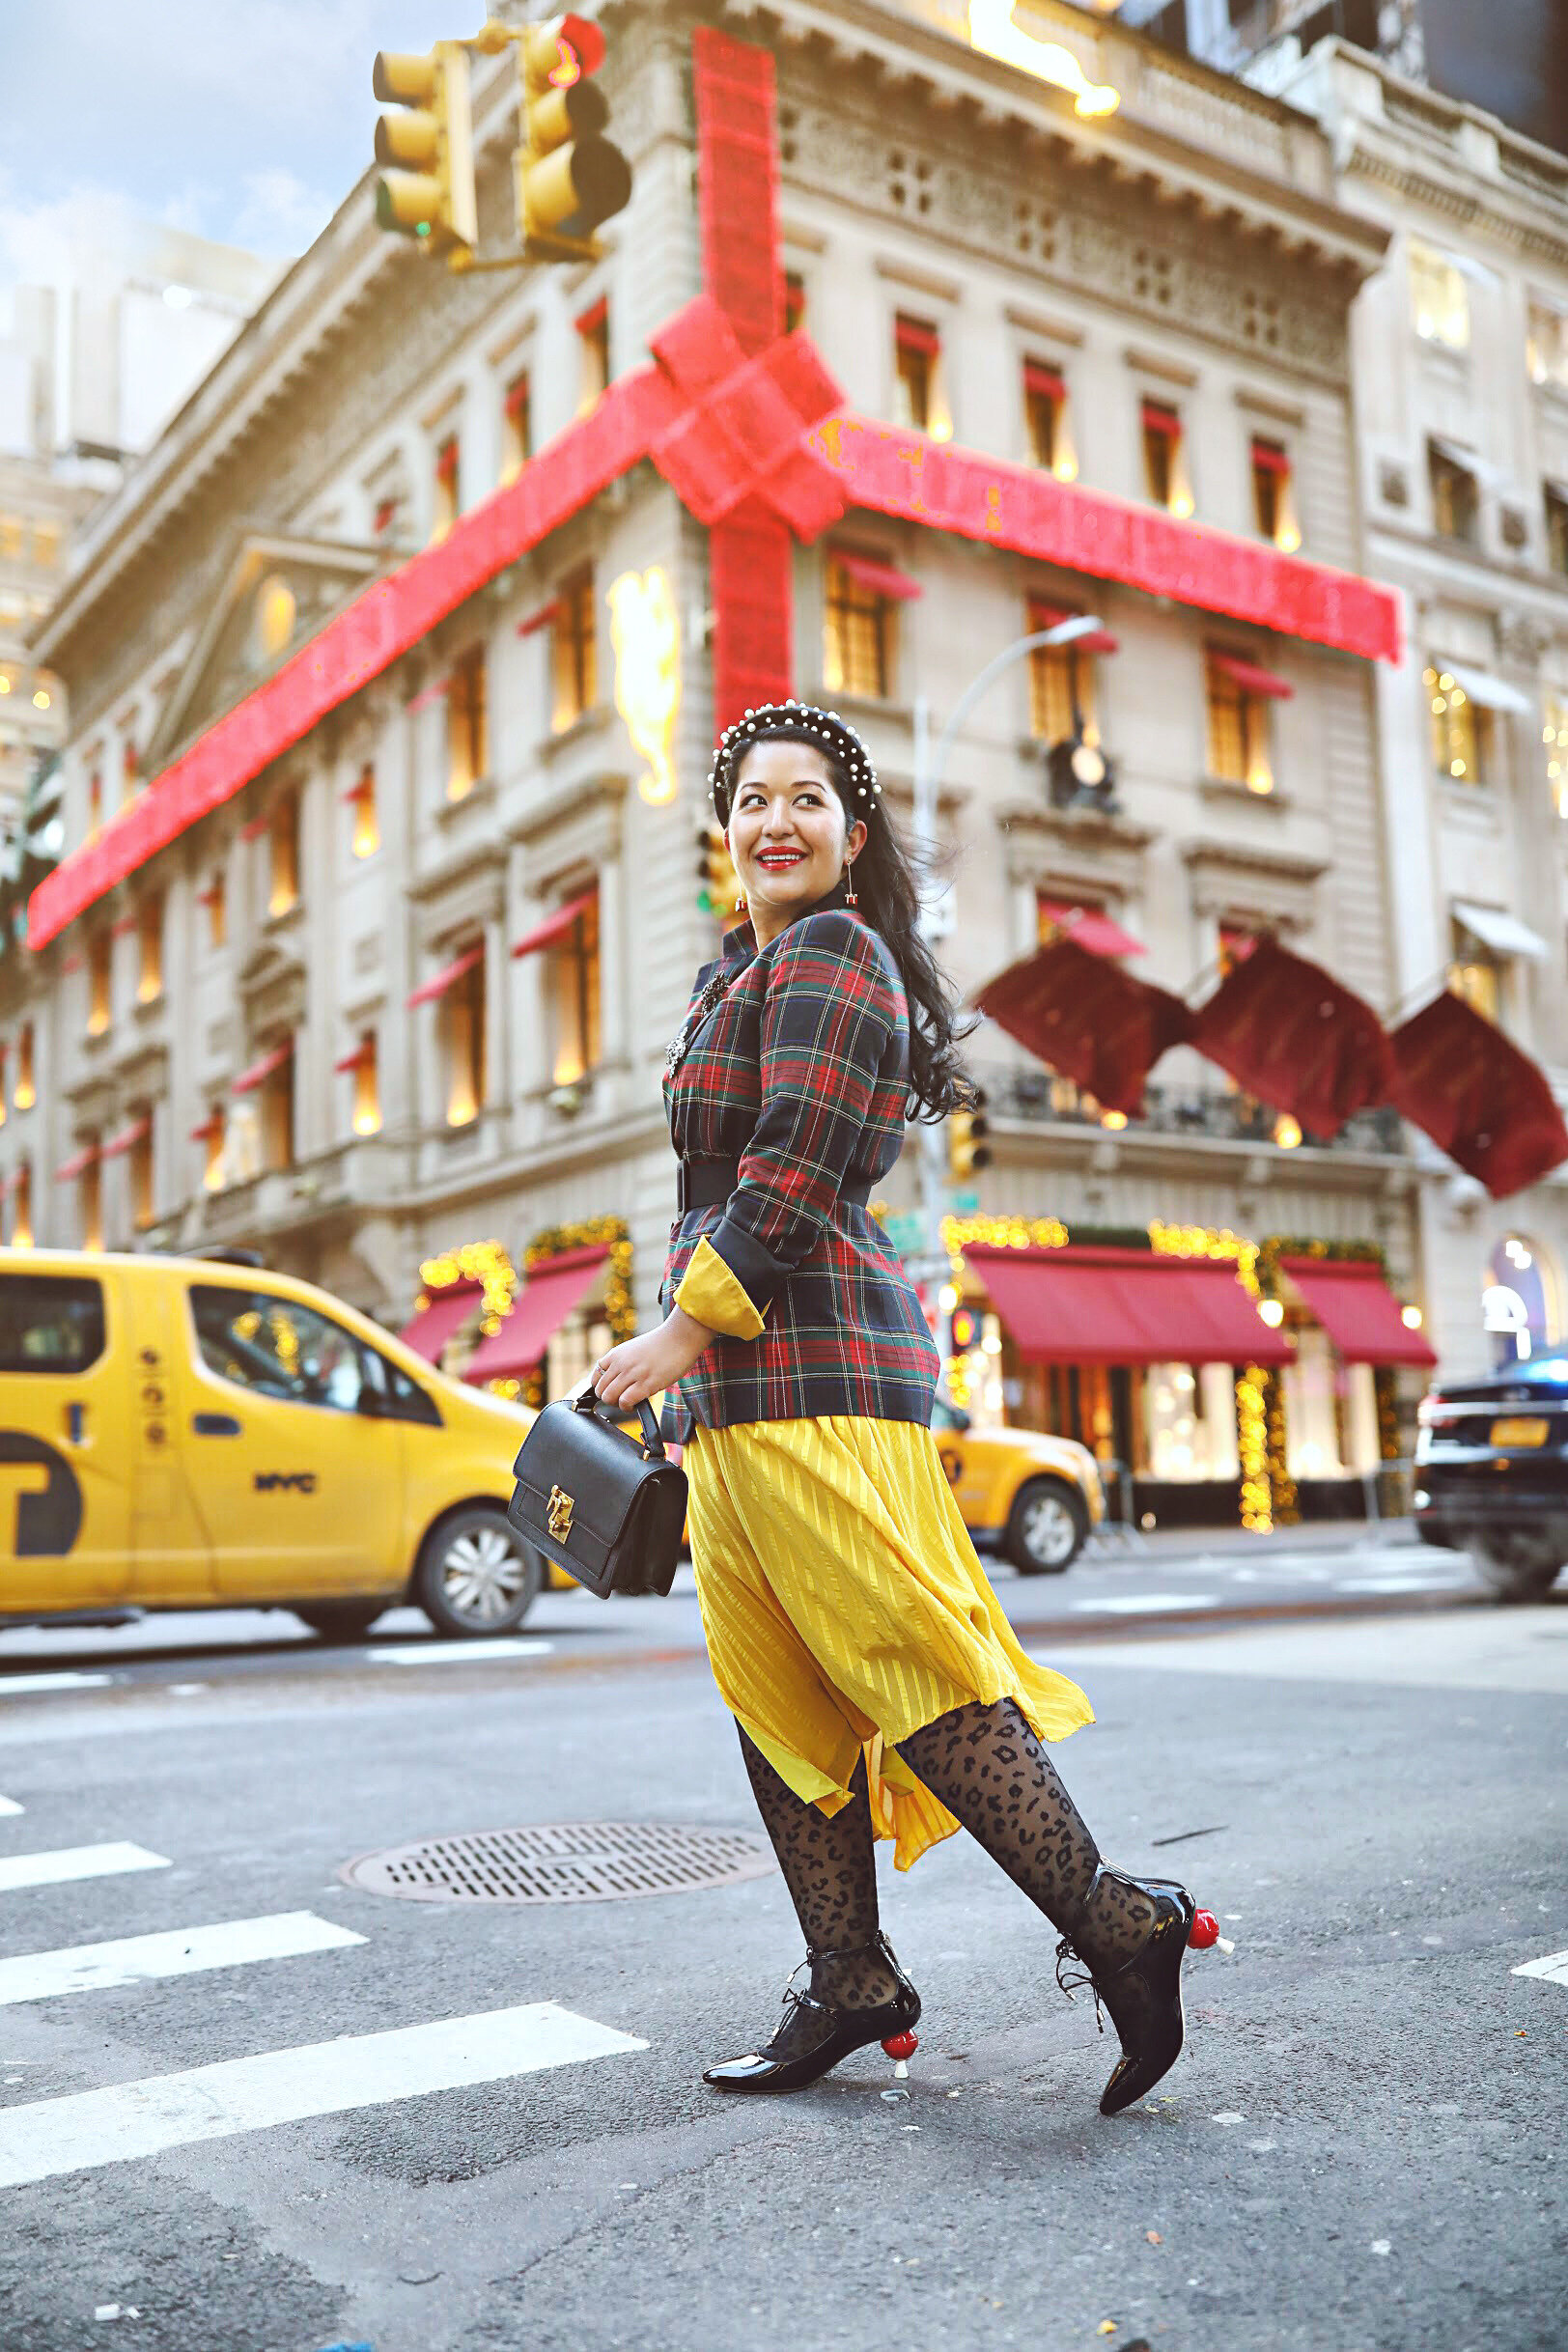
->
727, 737, 868, 947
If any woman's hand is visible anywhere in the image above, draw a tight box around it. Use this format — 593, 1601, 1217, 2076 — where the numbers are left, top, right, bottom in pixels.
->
589, 1307, 715, 1412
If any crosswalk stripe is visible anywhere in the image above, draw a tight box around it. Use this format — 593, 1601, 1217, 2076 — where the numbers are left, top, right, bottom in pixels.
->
0, 1913, 366, 2006
0, 1843, 171, 1895
0, 1796, 23, 1817
0, 1672, 112, 1696
1511, 1947, 1568, 1988
0, 2002, 649, 2187
366, 1638, 555, 1666
1070, 1594, 1218, 1614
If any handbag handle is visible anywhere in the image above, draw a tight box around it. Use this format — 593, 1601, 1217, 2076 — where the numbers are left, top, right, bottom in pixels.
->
571, 1386, 667, 1459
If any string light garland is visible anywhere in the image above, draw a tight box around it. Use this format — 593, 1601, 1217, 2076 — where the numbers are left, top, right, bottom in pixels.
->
509, 1215, 635, 1412
415, 1239, 518, 1339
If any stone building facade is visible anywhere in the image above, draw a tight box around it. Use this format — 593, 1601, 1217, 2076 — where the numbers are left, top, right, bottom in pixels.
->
0, 0, 1429, 1522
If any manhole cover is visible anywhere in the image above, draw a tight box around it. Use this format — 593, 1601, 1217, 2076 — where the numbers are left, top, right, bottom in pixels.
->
338, 1821, 776, 1905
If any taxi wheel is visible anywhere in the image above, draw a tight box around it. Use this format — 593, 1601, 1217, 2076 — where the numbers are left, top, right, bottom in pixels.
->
1005, 1477, 1087, 1575
414, 1507, 545, 1636
293, 1601, 387, 1642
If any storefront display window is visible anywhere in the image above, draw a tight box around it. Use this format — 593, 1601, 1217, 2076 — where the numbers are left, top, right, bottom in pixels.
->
1483, 1235, 1557, 1364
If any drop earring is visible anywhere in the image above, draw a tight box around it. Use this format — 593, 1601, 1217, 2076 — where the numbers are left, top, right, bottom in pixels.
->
843, 859, 858, 907
735, 890, 747, 911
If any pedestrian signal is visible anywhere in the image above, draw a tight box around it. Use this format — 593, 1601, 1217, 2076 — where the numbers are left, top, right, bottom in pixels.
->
515, 13, 632, 259
373, 43, 478, 254
696, 824, 739, 919
948, 1089, 992, 1180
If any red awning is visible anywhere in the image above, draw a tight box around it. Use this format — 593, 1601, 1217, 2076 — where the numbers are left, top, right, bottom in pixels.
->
512, 888, 597, 961
1028, 603, 1119, 657
1250, 440, 1292, 477
463, 1246, 610, 1384
397, 1282, 484, 1364
574, 295, 607, 336
1210, 650, 1294, 700
895, 317, 940, 356
101, 1116, 151, 1160
333, 1043, 373, 1075
1141, 400, 1181, 437
189, 1109, 224, 1142
407, 946, 482, 1009
406, 677, 449, 714
1023, 360, 1065, 402
1278, 1256, 1437, 1368
831, 549, 922, 602
516, 600, 559, 637
56, 1142, 100, 1183
1039, 900, 1146, 959
239, 815, 269, 842
232, 1040, 293, 1094
966, 1244, 1295, 1368
975, 936, 1192, 1116
1388, 991, 1568, 1201
1190, 937, 1392, 1141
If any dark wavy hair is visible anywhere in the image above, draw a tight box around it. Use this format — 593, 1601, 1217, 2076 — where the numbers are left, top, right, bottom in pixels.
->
714, 707, 982, 1124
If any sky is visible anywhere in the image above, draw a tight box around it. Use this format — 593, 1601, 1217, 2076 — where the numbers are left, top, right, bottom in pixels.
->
0, 0, 466, 288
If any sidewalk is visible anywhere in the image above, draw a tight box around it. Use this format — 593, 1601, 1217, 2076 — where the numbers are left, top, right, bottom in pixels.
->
1086, 1514, 1420, 1561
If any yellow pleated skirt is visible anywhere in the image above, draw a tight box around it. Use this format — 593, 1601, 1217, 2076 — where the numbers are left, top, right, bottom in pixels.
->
684, 1413, 1096, 1871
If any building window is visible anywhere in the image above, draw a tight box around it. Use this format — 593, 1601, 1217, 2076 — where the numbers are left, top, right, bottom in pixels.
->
201, 874, 226, 950
447, 945, 487, 1127
264, 1049, 295, 1172
447, 647, 489, 798
1141, 400, 1191, 516
87, 768, 102, 843
80, 1144, 103, 1253
1546, 487, 1568, 576
1027, 602, 1100, 745
1250, 437, 1301, 551
372, 492, 401, 539
120, 737, 140, 809
1205, 653, 1274, 794
433, 434, 460, 544
32, 518, 60, 567
136, 895, 162, 1004
1424, 663, 1487, 786
195, 1108, 225, 1193
1543, 691, 1568, 820
551, 568, 598, 732
576, 298, 609, 413
1449, 916, 1500, 1023
269, 792, 300, 917
1527, 301, 1568, 390
87, 931, 111, 1036
0, 516, 20, 560
12, 1162, 31, 1248
501, 371, 531, 482
1411, 240, 1470, 350
892, 314, 949, 437
256, 575, 295, 661
349, 764, 378, 857
14, 1023, 34, 1111
824, 551, 893, 700
129, 1118, 154, 1231
351, 1033, 381, 1136
1428, 440, 1478, 542
783, 271, 806, 332
547, 889, 601, 1086
1023, 359, 1075, 480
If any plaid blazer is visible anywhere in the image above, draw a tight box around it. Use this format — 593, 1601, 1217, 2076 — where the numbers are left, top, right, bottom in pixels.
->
658, 875, 940, 1441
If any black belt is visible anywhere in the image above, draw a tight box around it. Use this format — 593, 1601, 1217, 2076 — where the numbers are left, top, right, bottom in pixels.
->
677, 1157, 873, 1215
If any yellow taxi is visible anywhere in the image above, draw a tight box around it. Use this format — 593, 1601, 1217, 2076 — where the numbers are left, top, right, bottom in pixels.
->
930, 1392, 1105, 1573
0, 1248, 549, 1640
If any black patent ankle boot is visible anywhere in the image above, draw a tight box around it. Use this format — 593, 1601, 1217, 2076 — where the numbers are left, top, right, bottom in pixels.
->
703, 1930, 921, 2094
1055, 1865, 1200, 2116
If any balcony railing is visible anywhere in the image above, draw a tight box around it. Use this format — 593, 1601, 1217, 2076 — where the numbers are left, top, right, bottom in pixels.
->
971, 1060, 1408, 1158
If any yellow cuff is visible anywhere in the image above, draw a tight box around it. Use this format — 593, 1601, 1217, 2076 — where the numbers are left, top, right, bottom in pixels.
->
673, 1234, 768, 1340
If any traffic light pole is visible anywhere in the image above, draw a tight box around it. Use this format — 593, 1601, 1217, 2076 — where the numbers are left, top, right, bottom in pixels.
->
910, 617, 1106, 1366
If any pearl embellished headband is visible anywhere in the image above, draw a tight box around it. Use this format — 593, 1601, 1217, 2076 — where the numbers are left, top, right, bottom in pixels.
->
709, 701, 883, 826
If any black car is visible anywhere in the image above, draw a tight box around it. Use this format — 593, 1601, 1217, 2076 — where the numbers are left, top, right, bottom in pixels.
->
1414, 1358, 1568, 1602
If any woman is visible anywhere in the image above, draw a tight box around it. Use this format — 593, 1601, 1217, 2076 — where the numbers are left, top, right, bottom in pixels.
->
589, 702, 1202, 2115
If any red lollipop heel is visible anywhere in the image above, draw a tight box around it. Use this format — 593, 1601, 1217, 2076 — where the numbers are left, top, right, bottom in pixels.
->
1189, 1908, 1220, 1949
880, 2029, 918, 2103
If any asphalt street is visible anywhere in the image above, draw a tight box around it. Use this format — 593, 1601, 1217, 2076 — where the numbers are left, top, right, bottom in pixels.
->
0, 1554, 1563, 2352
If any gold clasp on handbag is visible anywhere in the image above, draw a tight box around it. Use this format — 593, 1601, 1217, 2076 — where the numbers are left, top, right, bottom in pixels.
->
547, 1484, 575, 1541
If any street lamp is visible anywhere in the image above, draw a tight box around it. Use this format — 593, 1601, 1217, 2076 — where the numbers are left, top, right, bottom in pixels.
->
907, 617, 1107, 1290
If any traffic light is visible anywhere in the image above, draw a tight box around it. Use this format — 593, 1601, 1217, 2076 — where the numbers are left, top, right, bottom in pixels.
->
373, 42, 478, 254
948, 1087, 992, 1180
696, 823, 740, 919
515, 13, 632, 259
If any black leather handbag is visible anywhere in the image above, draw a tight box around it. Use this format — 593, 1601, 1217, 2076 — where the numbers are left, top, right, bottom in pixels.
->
506, 1388, 687, 1599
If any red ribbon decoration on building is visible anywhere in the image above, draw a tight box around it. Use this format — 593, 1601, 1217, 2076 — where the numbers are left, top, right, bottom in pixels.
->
974, 936, 1194, 1117
1189, 935, 1393, 1141
1387, 991, 1568, 1201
